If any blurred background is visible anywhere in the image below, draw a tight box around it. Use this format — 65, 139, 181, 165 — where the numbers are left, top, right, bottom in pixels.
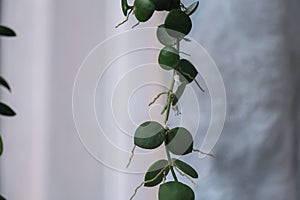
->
0, 0, 300, 200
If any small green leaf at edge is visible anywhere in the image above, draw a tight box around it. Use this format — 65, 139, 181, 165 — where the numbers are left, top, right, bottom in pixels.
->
0, 76, 11, 92
177, 59, 198, 83
144, 159, 170, 187
134, 121, 166, 149
0, 25, 16, 37
159, 181, 195, 200
173, 159, 198, 178
156, 24, 177, 47
185, 1, 199, 16
0, 135, 3, 156
121, 0, 130, 16
172, 82, 186, 106
0, 194, 6, 200
0, 102, 16, 116
166, 127, 193, 155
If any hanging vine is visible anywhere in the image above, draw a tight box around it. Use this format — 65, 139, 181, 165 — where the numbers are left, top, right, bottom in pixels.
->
116, 1, 213, 199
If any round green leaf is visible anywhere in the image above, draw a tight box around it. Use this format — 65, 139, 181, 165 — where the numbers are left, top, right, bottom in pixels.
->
166, 127, 193, 155
0, 102, 16, 116
0, 25, 16, 37
159, 181, 195, 200
173, 159, 198, 178
134, 121, 166, 149
0, 194, 6, 200
164, 0, 180, 11
156, 24, 177, 46
0, 135, 3, 156
0, 76, 11, 92
158, 46, 180, 70
172, 82, 186, 106
134, 0, 156, 22
177, 59, 198, 83
185, 1, 199, 16
144, 159, 170, 187
151, 0, 170, 11
165, 10, 192, 38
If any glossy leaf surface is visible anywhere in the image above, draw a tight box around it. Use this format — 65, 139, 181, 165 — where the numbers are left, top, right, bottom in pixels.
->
177, 59, 198, 83
156, 24, 177, 46
166, 127, 193, 155
134, 121, 166, 149
165, 10, 192, 38
122, 0, 131, 16
144, 159, 170, 187
173, 159, 198, 178
159, 181, 195, 200
134, 0, 156, 22
158, 46, 180, 70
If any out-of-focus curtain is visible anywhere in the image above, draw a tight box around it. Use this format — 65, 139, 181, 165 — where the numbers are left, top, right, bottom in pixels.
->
188, 0, 300, 199
0, 0, 299, 200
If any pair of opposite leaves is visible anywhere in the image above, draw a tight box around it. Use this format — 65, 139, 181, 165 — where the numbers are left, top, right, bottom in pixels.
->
122, 0, 199, 37
134, 121, 198, 200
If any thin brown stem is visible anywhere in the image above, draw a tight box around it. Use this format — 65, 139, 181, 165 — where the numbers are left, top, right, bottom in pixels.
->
174, 167, 198, 187
126, 145, 136, 168
193, 148, 216, 158
115, 9, 133, 28
130, 165, 169, 200
132, 21, 140, 29
149, 92, 168, 107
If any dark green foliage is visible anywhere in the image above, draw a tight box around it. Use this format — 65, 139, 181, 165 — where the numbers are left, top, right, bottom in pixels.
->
177, 59, 198, 83
0, 103, 16, 117
156, 24, 177, 46
159, 181, 195, 200
158, 46, 180, 70
122, 0, 131, 16
134, 121, 166, 149
0, 194, 6, 200
0, 76, 11, 92
144, 159, 170, 187
173, 159, 198, 178
116, 2, 206, 200
134, 0, 156, 22
165, 10, 192, 38
0, 25, 16, 37
166, 127, 193, 155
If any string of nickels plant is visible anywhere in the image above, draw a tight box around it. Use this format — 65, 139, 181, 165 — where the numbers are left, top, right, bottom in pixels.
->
117, 0, 214, 199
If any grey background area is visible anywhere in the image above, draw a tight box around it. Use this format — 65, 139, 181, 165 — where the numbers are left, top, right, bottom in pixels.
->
0, 0, 299, 200
190, 0, 300, 199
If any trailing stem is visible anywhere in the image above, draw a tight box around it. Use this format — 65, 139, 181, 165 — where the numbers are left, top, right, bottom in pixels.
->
126, 145, 137, 168
162, 39, 182, 182
115, 8, 133, 28
193, 148, 216, 158
130, 165, 169, 200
